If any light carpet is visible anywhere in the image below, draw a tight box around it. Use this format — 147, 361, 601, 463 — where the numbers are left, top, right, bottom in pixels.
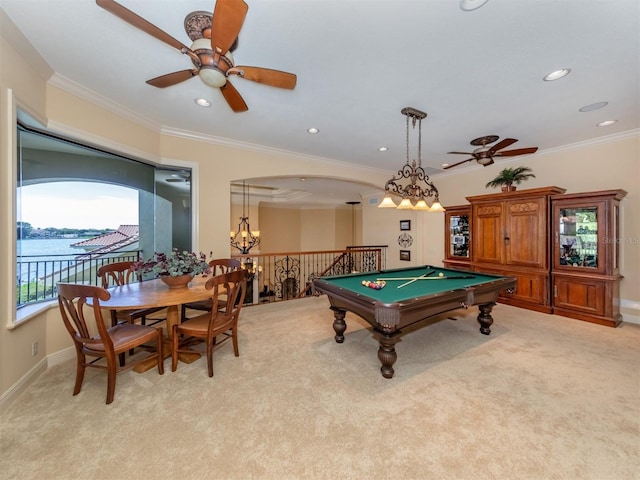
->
1, 297, 638, 480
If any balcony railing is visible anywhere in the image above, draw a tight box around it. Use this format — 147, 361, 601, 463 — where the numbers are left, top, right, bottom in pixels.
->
232, 246, 387, 305
17, 250, 142, 307
16, 246, 387, 309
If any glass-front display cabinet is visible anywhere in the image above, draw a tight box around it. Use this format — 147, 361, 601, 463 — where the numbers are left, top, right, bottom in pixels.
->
443, 205, 471, 269
551, 190, 627, 326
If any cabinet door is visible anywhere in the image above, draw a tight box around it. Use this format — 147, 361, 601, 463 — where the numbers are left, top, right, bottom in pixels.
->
504, 197, 548, 268
473, 203, 503, 265
553, 275, 605, 316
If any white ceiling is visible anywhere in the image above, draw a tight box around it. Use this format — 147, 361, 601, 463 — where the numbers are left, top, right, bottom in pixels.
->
1, 0, 638, 206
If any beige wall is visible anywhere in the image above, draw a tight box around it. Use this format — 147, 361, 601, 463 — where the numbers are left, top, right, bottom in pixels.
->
1, 21, 638, 404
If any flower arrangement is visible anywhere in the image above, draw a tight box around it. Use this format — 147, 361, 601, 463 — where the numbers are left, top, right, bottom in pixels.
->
131, 249, 212, 277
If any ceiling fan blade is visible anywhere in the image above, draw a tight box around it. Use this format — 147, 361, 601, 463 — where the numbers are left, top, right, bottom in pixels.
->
488, 138, 518, 154
146, 69, 197, 88
96, 0, 190, 53
211, 0, 249, 54
235, 66, 297, 89
443, 158, 474, 170
495, 147, 539, 157
220, 81, 248, 112
447, 151, 474, 155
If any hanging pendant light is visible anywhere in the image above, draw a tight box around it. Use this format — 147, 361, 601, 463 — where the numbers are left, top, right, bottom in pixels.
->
378, 107, 444, 212
230, 180, 260, 254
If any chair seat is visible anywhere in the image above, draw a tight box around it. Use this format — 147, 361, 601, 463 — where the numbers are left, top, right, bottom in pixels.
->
177, 313, 233, 337
85, 323, 161, 353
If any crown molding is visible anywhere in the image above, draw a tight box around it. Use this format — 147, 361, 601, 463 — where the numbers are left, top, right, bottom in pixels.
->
48, 73, 161, 133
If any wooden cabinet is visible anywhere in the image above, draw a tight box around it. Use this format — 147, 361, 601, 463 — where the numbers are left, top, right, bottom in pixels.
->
443, 205, 471, 270
550, 190, 626, 326
466, 186, 566, 312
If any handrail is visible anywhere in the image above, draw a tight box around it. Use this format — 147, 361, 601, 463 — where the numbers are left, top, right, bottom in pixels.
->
231, 246, 387, 305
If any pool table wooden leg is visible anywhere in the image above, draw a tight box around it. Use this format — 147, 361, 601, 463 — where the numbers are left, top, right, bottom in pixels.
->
376, 333, 399, 379
477, 302, 495, 335
330, 306, 347, 343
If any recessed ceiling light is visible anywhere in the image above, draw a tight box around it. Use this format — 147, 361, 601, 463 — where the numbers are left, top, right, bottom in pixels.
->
378, 146, 388, 152
579, 101, 608, 112
300, 178, 307, 182
460, 0, 489, 11
543, 68, 571, 81
307, 128, 319, 134
597, 120, 617, 127
195, 98, 211, 107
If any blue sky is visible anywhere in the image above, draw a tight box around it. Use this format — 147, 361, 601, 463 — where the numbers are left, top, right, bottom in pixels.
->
18, 182, 138, 230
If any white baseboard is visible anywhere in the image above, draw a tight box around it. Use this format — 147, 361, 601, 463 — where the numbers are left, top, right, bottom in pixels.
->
0, 347, 74, 413
0, 358, 47, 414
621, 299, 640, 325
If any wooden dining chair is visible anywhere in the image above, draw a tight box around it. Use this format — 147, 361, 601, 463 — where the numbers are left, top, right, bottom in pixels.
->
57, 283, 164, 404
172, 269, 248, 377
97, 261, 166, 327
180, 258, 242, 321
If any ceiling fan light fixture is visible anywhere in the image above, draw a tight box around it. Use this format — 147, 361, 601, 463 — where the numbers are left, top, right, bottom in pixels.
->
199, 67, 228, 87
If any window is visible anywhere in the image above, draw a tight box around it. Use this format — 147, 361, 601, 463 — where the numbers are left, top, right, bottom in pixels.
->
16, 115, 192, 308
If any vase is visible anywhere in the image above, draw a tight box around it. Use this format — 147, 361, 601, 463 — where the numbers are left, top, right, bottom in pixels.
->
501, 185, 517, 192
160, 274, 194, 289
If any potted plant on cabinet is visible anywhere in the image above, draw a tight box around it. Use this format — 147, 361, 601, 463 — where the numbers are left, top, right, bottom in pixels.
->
485, 166, 536, 192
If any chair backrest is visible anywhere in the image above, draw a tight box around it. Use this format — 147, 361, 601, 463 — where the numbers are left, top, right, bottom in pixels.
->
209, 258, 242, 276
57, 283, 113, 350
97, 261, 136, 288
206, 269, 248, 323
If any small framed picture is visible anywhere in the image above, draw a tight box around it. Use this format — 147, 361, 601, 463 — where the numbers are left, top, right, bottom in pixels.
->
400, 220, 411, 231
399, 250, 411, 261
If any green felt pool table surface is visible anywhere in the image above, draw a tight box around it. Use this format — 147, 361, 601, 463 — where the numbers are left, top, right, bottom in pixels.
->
319, 266, 504, 304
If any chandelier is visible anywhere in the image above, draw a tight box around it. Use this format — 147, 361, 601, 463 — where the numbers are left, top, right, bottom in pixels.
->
230, 181, 260, 254
378, 107, 445, 212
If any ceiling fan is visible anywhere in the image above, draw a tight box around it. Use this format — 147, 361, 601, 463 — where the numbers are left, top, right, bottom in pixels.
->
444, 135, 538, 170
96, 0, 297, 112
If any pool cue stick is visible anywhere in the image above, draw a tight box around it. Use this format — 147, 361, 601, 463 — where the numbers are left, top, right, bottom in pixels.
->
396, 270, 435, 289
377, 275, 476, 281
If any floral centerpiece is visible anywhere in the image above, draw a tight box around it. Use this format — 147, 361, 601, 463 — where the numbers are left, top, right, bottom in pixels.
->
132, 249, 212, 278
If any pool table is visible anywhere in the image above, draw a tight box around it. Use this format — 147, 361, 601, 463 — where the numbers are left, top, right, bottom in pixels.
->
312, 265, 516, 378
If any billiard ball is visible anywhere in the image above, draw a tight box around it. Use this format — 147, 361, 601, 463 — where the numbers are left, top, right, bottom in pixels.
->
438, 272, 444, 277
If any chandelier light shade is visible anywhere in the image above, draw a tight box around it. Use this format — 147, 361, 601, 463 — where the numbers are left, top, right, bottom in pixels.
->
378, 107, 444, 212
230, 180, 260, 254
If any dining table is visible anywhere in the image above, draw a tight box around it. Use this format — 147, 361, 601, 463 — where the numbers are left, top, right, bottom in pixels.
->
92, 275, 214, 373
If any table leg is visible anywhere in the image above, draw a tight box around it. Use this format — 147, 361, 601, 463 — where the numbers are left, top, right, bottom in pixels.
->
376, 331, 399, 379
477, 302, 495, 335
132, 304, 201, 373
330, 306, 347, 343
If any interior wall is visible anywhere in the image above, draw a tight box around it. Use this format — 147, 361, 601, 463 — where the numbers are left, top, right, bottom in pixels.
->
257, 205, 301, 253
